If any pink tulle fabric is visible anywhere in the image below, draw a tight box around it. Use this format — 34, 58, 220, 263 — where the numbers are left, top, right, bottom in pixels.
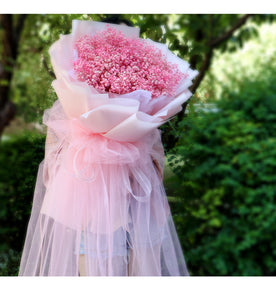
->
18, 20, 198, 276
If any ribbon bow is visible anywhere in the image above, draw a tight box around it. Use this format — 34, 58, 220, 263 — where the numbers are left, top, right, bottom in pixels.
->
60, 118, 152, 203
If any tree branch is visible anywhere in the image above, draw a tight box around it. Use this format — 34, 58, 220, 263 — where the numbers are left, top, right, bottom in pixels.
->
177, 14, 254, 121
190, 50, 213, 94
0, 101, 16, 137
210, 14, 253, 48
176, 49, 213, 120
0, 14, 14, 63
41, 54, 56, 79
0, 14, 27, 137
0, 14, 14, 110
13, 14, 28, 56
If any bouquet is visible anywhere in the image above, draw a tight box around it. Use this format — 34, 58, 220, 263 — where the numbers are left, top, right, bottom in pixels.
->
43, 20, 198, 185
49, 20, 198, 140
19, 19, 198, 276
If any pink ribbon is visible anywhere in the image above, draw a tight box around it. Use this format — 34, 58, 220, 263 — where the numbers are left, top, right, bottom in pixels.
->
56, 118, 153, 203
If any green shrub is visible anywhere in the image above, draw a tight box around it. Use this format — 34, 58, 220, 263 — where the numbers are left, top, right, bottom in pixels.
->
170, 74, 276, 275
0, 249, 22, 276
0, 131, 45, 275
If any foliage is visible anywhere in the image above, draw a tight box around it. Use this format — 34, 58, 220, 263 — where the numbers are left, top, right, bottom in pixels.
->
133, 15, 259, 65
10, 14, 80, 123
169, 67, 276, 275
199, 22, 276, 102
0, 131, 45, 275
0, 249, 21, 276
6, 14, 274, 122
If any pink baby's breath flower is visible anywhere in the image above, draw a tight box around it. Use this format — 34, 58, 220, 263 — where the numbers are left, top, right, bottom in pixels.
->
73, 26, 187, 98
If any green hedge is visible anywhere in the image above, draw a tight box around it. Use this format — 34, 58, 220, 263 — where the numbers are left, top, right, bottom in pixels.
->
169, 75, 276, 275
0, 132, 45, 275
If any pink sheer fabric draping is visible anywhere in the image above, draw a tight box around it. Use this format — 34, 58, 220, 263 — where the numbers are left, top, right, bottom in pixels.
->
19, 99, 189, 276
18, 20, 197, 276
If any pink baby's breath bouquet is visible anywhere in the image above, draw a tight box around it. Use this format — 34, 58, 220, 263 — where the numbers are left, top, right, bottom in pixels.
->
19, 20, 198, 276
73, 26, 185, 98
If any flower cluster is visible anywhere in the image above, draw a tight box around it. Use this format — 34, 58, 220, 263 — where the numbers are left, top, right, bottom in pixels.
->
73, 26, 186, 98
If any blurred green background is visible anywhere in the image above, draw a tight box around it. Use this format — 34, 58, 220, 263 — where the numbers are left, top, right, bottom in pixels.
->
1, 14, 276, 276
